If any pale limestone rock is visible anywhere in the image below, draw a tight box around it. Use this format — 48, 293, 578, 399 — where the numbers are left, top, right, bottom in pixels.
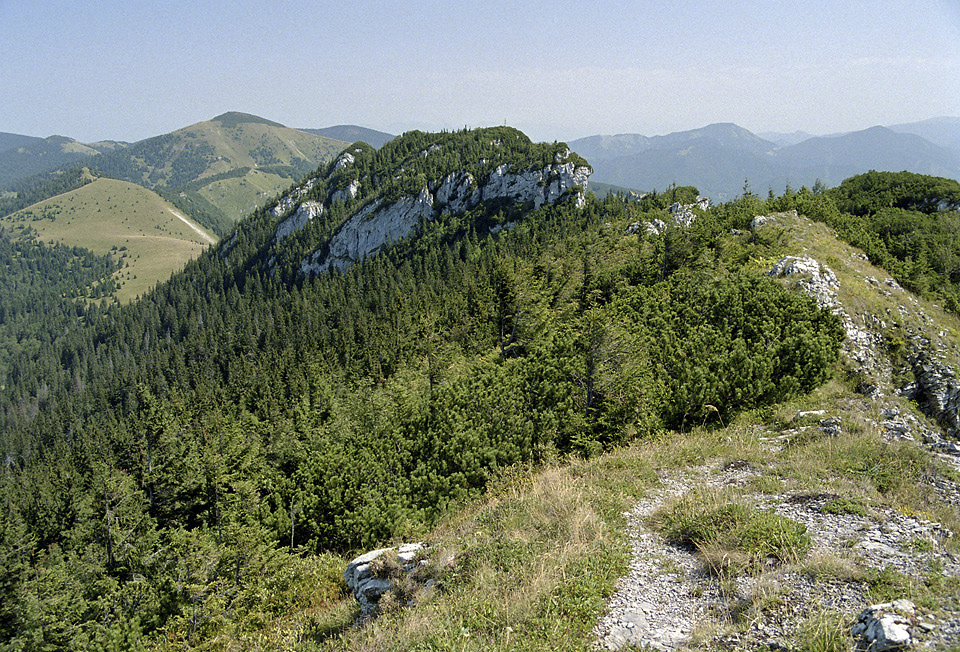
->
851, 600, 915, 651
332, 179, 360, 204
434, 171, 477, 213
302, 189, 434, 274
272, 179, 316, 217
301, 161, 591, 275
344, 543, 427, 618
274, 201, 323, 242
768, 256, 840, 310
333, 151, 355, 170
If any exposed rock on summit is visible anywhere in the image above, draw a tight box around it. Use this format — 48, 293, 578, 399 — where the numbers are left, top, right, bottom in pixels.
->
344, 543, 430, 619
299, 157, 590, 274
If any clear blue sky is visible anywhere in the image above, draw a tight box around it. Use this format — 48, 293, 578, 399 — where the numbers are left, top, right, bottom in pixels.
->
2, 0, 958, 143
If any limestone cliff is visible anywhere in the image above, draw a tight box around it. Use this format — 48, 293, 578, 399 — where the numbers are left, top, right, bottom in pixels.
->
264, 128, 591, 276
300, 157, 590, 274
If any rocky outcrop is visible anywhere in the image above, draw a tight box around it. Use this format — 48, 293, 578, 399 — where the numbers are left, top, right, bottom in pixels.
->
333, 151, 356, 170
625, 198, 708, 236
301, 188, 435, 274
271, 179, 316, 218
666, 197, 709, 227
332, 179, 360, 204
432, 170, 477, 213
274, 200, 322, 242
767, 254, 887, 398
344, 542, 429, 619
481, 161, 590, 210
907, 349, 960, 437
852, 600, 917, 651
625, 219, 667, 236
768, 256, 840, 310
300, 159, 591, 275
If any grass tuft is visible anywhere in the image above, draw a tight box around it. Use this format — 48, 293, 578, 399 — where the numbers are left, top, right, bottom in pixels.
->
650, 488, 811, 576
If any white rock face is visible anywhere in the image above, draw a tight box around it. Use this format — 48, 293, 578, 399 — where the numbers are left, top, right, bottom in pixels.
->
333, 151, 355, 170
301, 160, 591, 275
274, 201, 323, 242
481, 161, 590, 210
434, 171, 477, 213
332, 179, 360, 204
271, 179, 316, 217
301, 189, 435, 274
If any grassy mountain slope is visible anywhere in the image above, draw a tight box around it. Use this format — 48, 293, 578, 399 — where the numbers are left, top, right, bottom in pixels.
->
0, 113, 350, 238
89, 111, 349, 230
2, 177, 215, 301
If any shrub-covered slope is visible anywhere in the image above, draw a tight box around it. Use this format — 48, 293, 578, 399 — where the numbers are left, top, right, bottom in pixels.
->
4, 128, 948, 650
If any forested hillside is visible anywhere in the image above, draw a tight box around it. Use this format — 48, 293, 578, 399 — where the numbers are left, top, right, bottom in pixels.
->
0, 113, 348, 238
0, 135, 127, 189
0, 128, 958, 649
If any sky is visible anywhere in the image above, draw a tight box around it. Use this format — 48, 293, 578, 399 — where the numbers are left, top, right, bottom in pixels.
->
1, 0, 959, 144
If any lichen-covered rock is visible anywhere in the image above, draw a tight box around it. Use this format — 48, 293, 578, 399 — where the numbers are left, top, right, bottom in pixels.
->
344, 543, 427, 618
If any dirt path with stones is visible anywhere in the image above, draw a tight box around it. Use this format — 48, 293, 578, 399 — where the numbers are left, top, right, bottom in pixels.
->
592, 462, 960, 651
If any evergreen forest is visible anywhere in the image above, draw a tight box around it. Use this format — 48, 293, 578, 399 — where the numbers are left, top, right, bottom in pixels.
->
1, 127, 959, 649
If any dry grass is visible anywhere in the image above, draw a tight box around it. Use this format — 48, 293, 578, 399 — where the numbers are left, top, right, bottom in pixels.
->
298, 464, 631, 651
1, 177, 215, 301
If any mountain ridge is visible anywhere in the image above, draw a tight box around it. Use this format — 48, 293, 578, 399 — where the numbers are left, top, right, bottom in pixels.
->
0, 126, 958, 649
571, 121, 960, 199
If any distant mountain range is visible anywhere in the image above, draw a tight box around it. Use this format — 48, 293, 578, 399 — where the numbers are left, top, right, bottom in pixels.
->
0, 113, 365, 235
0, 134, 126, 188
0, 117, 395, 196
298, 125, 395, 149
569, 118, 960, 200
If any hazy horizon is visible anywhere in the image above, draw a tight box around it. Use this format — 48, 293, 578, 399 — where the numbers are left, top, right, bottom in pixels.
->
2, 0, 959, 144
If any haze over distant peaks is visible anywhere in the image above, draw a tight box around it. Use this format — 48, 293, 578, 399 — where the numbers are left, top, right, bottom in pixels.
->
299, 125, 395, 149
888, 116, 960, 153
570, 120, 960, 199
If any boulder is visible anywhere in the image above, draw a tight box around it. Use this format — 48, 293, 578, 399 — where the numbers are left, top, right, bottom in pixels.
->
851, 600, 915, 651
344, 542, 428, 618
